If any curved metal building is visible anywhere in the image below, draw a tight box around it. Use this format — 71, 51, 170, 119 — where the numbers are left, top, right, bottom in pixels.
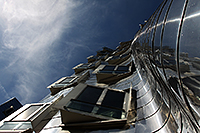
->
0, 0, 200, 132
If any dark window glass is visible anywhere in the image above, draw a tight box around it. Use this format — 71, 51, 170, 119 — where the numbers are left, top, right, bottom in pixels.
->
114, 71, 126, 74
76, 86, 103, 104
116, 66, 129, 71
99, 71, 113, 74
101, 90, 125, 109
67, 100, 94, 113
66, 100, 125, 119
3, 107, 14, 116
96, 106, 124, 119
102, 66, 115, 71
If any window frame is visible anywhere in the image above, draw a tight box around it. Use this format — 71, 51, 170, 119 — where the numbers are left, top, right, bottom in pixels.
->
63, 84, 129, 119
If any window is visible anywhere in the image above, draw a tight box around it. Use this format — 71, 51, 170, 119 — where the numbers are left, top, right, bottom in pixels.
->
99, 65, 130, 74
47, 71, 90, 95
47, 76, 78, 95
60, 77, 77, 84
76, 86, 103, 104
13, 105, 42, 121
63, 84, 127, 119
59, 83, 133, 130
0, 103, 53, 132
116, 66, 129, 72
66, 100, 95, 113
95, 65, 132, 84
73, 62, 98, 74
102, 66, 116, 71
50, 77, 77, 88
101, 90, 125, 109
0, 122, 32, 130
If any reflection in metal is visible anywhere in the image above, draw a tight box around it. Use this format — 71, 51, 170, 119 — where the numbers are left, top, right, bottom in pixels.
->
0, 0, 200, 132
132, 0, 200, 132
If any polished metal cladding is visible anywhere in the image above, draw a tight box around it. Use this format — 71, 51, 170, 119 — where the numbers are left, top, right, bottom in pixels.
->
132, 0, 200, 132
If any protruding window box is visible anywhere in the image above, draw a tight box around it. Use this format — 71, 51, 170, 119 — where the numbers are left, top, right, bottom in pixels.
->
113, 42, 131, 56
0, 102, 56, 133
96, 47, 113, 56
87, 55, 108, 63
73, 60, 101, 74
47, 71, 90, 95
93, 65, 133, 84
105, 53, 131, 65
55, 83, 133, 130
116, 41, 132, 50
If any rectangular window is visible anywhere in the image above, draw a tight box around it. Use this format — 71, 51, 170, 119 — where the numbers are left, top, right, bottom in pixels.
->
116, 66, 129, 71
64, 85, 128, 120
76, 86, 103, 104
102, 66, 115, 71
101, 90, 125, 109
66, 100, 126, 119
60, 77, 76, 84
13, 105, 42, 121
0, 122, 32, 130
66, 100, 95, 113
96, 106, 125, 119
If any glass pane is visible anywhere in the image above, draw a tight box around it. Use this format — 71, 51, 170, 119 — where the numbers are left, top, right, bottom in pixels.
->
102, 66, 115, 71
66, 100, 126, 119
116, 66, 129, 71
30, 104, 49, 121
13, 105, 42, 121
101, 90, 125, 109
0, 122, 18, 130
114, 71, 127, 74
60, 77, 75, 84
96, 106, 125, 119
17, 122, 32, 130
0, 122, 32, 130
67, 100, 94, 113
51, 84, 67, 88
99, 71, 113, 74
76, 86, 103, 104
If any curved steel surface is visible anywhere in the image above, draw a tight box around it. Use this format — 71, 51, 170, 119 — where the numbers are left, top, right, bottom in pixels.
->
132, 0, 200, 132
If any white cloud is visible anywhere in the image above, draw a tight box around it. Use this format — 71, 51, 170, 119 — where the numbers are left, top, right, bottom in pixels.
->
0, 0, 82, 104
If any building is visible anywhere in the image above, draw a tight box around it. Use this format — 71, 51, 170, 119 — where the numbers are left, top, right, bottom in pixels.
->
0, 0, 200, 132
0, 97, 22, 121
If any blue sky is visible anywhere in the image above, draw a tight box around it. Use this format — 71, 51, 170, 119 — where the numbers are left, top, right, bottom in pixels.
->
0, 0, 162, 105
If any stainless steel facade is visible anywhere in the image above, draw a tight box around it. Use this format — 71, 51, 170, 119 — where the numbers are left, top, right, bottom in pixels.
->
0, 0, 200, 132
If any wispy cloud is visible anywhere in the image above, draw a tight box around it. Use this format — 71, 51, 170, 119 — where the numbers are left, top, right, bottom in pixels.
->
0, 83, 10, 100
0, 0, 153, 104
0, 0, 82, 104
